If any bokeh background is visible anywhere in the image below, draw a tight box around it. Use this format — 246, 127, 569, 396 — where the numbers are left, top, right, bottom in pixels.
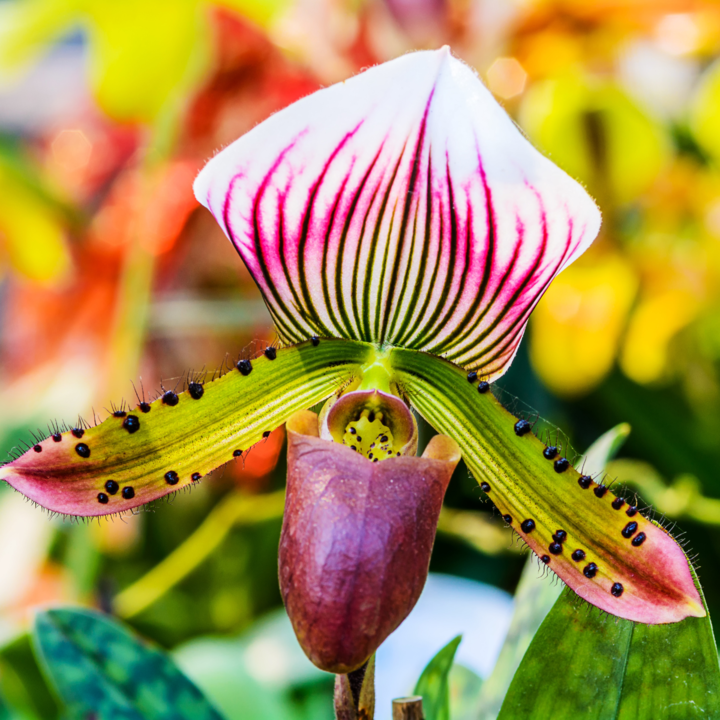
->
1, 0, 720, 717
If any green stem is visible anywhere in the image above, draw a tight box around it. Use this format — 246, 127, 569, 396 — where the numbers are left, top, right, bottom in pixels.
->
437, 507, 523, 556
114, 490, 285, 618
104, 115, 180, 398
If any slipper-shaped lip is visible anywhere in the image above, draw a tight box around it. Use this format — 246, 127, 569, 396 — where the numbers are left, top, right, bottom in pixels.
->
280, 410, 460, 673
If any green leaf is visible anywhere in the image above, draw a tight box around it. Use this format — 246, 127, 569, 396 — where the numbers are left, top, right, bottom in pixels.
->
498, 570, 720, 719
475, 557, 562, 720
174, 608, 334, 720
0, 633, 59, 720
3, 338, 372, 516
447, 664, 483, 720
476, 423, 632, 719
581, 422, 632, 477
390, 348, 703, 624
32, 607, 225, 720
413, 635, 461, 720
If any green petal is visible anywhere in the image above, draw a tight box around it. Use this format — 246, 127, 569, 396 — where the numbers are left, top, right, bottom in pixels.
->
476, 423, 633, 720
390, 348, 704, 625
3, 338, 372, 516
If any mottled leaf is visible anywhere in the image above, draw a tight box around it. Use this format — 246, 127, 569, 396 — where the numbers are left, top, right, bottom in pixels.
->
33, 608, 224, 720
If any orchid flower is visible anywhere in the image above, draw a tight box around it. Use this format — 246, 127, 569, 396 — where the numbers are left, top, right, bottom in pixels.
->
2, 48, 703, 676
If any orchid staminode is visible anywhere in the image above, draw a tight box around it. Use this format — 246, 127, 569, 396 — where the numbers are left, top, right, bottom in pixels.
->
2, 48, 703, 676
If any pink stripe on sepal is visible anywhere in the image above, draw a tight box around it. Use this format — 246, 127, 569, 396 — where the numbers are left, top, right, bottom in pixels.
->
195, 47, 600, 379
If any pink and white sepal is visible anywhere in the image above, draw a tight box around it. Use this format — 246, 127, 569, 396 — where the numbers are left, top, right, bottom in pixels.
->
194, 47, 601, 382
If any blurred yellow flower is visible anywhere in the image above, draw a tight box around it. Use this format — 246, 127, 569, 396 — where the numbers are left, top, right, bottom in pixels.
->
0, 169, 71, 285
519, 74, 670, 205
530, 252, 637, 397
519, 29, 583, 81
0, 0, 288, 125
620, 289, 700, 385
691, 57, 720, 163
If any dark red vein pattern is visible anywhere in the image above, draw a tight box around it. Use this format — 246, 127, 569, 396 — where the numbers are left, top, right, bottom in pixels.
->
196, 48, 601, 379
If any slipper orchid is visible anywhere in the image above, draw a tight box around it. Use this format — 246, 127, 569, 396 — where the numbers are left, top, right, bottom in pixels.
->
1, 48, 704, 675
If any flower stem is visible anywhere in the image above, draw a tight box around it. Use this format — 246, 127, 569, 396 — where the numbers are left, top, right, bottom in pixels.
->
347, 662, 369, 710
334, 656, 376, 719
